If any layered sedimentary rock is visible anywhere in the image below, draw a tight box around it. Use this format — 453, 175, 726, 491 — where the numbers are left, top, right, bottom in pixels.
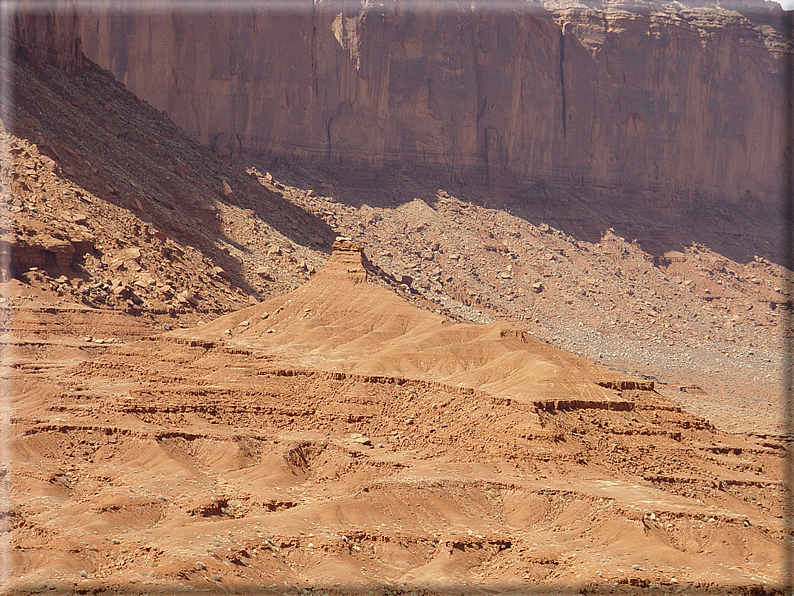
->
77, 0, 785, 204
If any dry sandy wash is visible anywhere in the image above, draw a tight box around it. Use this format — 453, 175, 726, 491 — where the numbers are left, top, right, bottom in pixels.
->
3, 239, 789, 595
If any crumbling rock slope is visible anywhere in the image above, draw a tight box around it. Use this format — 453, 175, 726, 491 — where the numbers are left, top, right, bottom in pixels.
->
5, 52, 333, 324
9, 0, 788, 438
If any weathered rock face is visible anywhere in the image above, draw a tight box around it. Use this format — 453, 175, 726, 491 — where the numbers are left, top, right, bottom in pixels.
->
77, 0, 784, 204
14, 0, 83, 73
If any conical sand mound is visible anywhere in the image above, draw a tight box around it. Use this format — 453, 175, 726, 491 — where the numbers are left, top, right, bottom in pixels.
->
177, 239, 635, 408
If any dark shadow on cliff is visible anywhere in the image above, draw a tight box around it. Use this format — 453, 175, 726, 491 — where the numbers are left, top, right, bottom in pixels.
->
9, 56, 337, 302
265, 160, 785, 267
500, 183, 785, 266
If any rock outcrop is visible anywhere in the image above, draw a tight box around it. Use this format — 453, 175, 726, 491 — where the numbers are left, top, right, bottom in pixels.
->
1, 216, 95, 280
77, 0, 785, 204
14, 0, 83, 73
177, 238, 637, 408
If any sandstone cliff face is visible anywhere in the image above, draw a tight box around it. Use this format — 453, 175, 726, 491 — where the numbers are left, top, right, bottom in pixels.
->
14, 0, 82, 73
78, 0, 784, 204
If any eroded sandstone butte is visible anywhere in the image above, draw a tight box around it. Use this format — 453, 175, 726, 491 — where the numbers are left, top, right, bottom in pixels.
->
77, 0, 784, 204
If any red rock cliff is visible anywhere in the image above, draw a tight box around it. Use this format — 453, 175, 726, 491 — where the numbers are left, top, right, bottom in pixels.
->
77, 0, 784, 204
14, 0, 82, 73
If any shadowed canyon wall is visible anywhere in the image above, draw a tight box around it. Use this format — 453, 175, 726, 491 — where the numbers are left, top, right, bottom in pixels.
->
50, 1, 792, 204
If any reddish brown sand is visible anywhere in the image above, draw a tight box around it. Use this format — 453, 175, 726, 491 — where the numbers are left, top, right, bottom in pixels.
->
4, 241, 787, 595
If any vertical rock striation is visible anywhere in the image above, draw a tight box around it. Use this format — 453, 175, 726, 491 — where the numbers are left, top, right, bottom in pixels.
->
13, 0, 83, 73
76, 0, 785, 204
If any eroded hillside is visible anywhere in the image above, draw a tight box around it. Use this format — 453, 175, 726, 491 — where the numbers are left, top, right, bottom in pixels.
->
246, 166, 788, 436
2, 8, 791, 596
6, 242, 789, 595
5, 55, 333, 326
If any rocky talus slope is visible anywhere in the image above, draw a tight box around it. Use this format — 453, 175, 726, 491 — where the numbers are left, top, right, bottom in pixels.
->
6, 242, 789, 595
249, 166, 789, 436
4, 53, 333, 328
